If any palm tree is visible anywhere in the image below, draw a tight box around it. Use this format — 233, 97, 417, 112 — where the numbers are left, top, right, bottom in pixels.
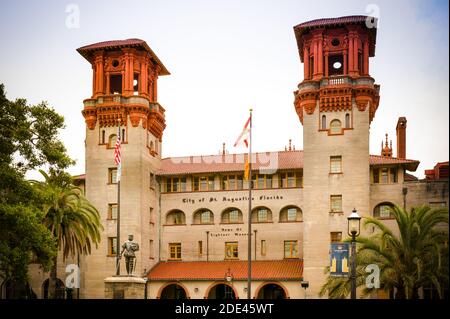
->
320, 205, 448, 299
31, 170, 103, 299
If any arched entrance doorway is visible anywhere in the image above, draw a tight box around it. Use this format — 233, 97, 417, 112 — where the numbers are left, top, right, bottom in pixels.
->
256, 283, 287, 299
207, 284, 236, 299
160, 284, 187, 299
1, 280, 36, 299
42, 278, 66, 299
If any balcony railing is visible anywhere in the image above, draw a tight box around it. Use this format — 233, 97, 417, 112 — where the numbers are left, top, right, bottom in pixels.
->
298, 75, 375, 92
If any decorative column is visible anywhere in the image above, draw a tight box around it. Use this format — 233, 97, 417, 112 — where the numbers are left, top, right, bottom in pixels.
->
348, 33, 354, 74
123, 50, 133, 96
363, 39, 369, 75
353, 36, 359, 74
324, 52, 329, 77
92, 65, 96, 98
343, 51, 348, 75
317, 37, 323, 76
140, 59, 148, 96
313, 40, 318, 77
105, 71, 110, 95
303, 46, 310, 79
94, 53, 104, 97
153, 66, 159, 101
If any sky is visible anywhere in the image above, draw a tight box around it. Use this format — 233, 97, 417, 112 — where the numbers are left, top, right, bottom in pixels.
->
0, 0, 448, 179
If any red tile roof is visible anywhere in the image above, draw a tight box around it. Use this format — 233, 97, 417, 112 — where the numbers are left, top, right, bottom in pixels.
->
157, 151, 419, 176
77, 38, 169, 75
293, 15, 377, 61
294, 15, 374, 30
158, 151, 303, 176
424, 161, 449, 180
147, 260, 303, 281
369, 155, 419, 170
71, 151, 420, 179
404, 172, 419, 182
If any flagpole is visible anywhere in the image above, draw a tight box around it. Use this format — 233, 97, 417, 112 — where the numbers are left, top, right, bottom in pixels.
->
247, 108, 253, 299
116, 119, 121, 276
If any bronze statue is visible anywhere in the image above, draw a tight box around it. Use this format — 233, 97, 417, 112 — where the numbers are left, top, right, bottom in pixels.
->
119, 234, 139, 275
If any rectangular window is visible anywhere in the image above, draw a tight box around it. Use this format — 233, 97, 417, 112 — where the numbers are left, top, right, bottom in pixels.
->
201, 211, 211, 224
287, 172, 295, 187
109, 168, 118, 184
330, 195, 342, 213
287, 208, 297, 221
257, 175, 265, 189
108, 237, 117, 256
390, 168, 397, 183
330, 232, 342, 243
429, 202, 447, 208
149, 207, 154, 224
330, 156, 342, 173
284, 240, 299, 259
193, 176, 214, 191
379, 205, 391, 218
229, 210, 239, 223
149, 240, 154, 259
221, 174, 242, 191
373, 168, 380, 183
225, 242, 239, 259
258, 209, 268, 222
110, 74, 122, 94
169, 243, 181, 260
279, 171, 302, 188
164, 177, 187, 192
108, 203, 118, 220
261, 240, 266, 256
381, 168, 389, 183
198, 241, 203, 257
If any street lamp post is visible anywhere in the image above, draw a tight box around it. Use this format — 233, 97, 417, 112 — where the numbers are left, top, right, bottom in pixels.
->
224, 268, 234, 299
347, 208, 361, 300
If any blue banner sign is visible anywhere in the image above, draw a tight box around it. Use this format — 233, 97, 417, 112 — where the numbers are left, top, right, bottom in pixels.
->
330, 243, 349, 277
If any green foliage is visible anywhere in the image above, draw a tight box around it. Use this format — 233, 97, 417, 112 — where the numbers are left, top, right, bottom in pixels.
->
0, 204, 56, 283
0, 84, 74, 173
31, 170, 103, 260
0, 83, 74, 284
320, 205, 449, 299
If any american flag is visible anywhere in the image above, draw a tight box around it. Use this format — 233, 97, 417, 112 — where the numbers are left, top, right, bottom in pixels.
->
114, 131, 122, 181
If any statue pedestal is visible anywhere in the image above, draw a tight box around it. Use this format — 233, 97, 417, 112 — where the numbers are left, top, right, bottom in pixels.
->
104, 276, 146, 299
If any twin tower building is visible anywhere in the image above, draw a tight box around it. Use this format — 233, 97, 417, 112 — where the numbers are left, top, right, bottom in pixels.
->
52, 16, 441, 299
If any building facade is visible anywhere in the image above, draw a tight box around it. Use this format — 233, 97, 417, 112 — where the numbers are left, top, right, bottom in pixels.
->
2, 16, 448, 299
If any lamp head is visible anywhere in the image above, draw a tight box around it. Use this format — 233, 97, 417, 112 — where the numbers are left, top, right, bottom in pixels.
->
347, 208, 361, 237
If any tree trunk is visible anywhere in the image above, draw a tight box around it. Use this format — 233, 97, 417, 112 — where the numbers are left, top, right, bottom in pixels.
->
395, 286, 406, 299
48, 255, 57, 299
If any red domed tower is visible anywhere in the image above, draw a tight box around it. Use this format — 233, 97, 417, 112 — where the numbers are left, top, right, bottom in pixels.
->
77, 39, 169, 298
293, 16, 379, 298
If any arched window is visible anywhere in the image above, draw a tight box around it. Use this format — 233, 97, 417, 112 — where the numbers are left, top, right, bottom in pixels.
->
42, 278, 65, 299
279, 206, 302, 222
329, 119, 342, 134
101, 130, 106, 144
193, 209, 214, 224
373, 202, 395, 219
108, 134, 117, 148
345, 113, 350, 128
221, 208, 243, 224
166, 210, 186, 225
251, 207, 273, 223
160, 284, 188, 299
321, 115, 327, 130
